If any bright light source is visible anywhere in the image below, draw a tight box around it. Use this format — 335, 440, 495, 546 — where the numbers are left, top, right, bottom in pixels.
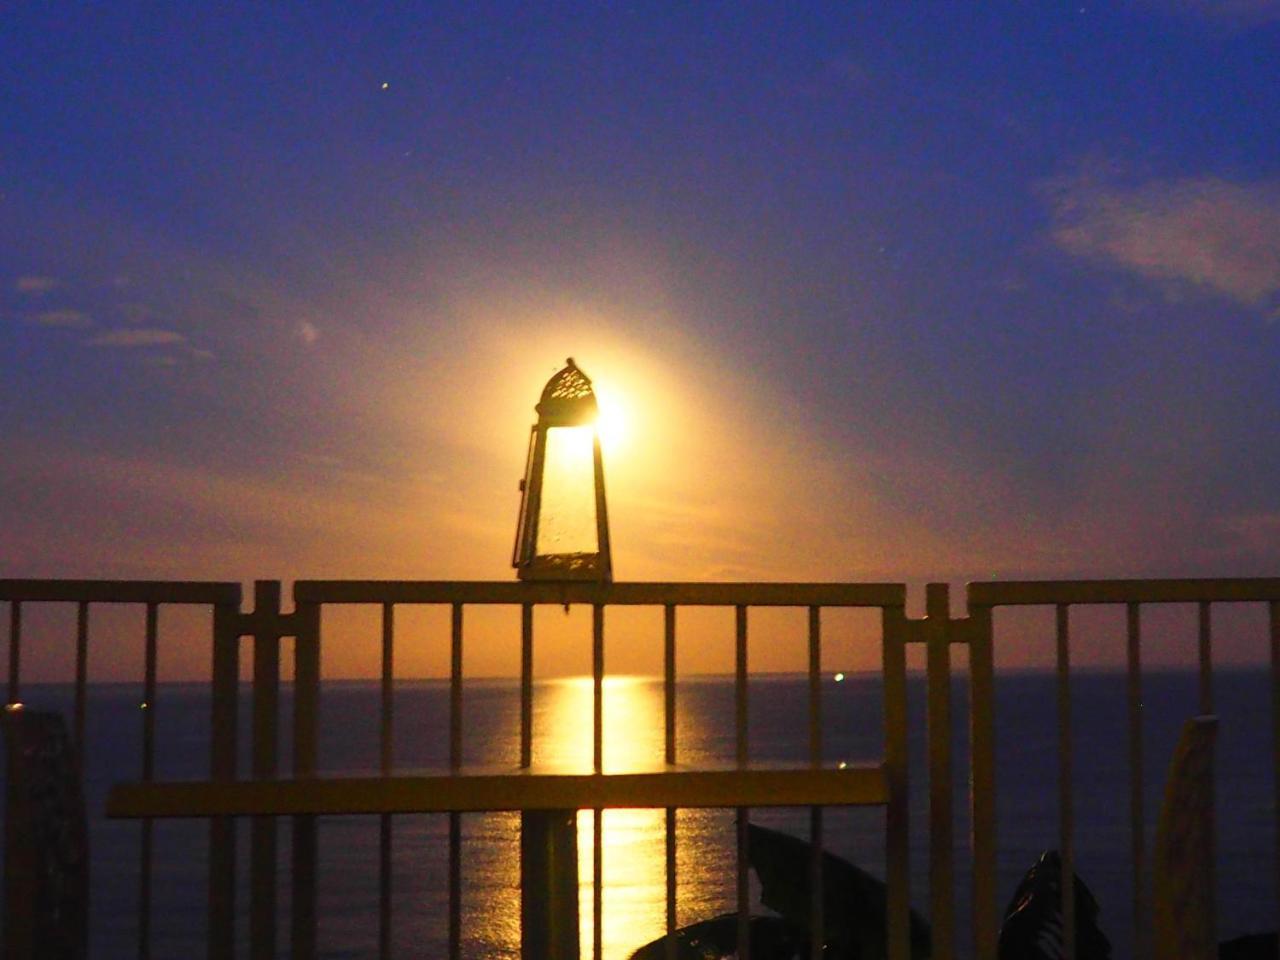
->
513, 358, 613, 581
834, 672, 845, 682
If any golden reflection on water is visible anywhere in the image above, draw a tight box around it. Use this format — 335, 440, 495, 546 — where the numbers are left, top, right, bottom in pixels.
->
537, 676, 668, 958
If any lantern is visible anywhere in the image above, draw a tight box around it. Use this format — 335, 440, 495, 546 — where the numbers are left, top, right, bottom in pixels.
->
512, 358, 613, 582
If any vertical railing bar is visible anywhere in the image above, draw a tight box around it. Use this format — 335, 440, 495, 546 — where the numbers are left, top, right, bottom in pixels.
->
139, 601, 158, 960
735, 604, 749, 957
209, 603, 240, 960
925, 585, 954, 960
665, 807, 677, 960
593, 604, 604, 774
664, 604, 676, 765
1199, 598, 1218, 953
74, 601, 89, 777
736, 809, 750, 959
735, 605, 749, 766
1198, 601, 1213, 714
449, 603, 463, 960
251, 583, 280, 960
808, 606, 822, 765
808, 606, 823, 960
968, 603, 998, 960
291, 600, 321, 960
7, 599, 20, 704
521, 603, 533, 769
450, 604, 464, 770
142, 603, 158, 779
594, 809, 604, 960
379, 603, 394, 960
664, 604, 677, 960
1270, 600, 1280, 960
1127, 602, 1147, 960
448, 814, 462, 960
593, 603, 605, 960
1056, 603, 1075, 960
883, 605, 909, 960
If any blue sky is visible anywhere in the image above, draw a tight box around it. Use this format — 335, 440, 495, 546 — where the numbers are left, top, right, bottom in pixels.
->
3, 3, 1279, 672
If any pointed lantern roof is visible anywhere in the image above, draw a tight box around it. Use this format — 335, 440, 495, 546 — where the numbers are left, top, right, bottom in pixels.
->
535, 357, 598, 425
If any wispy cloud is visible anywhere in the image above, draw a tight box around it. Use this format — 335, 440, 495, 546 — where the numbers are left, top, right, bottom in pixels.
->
86, 327, 186, 347
1045, 170, 1280, 308
16, 275, 57, 294
28, 309, 93, 329
297, 320, 320, 346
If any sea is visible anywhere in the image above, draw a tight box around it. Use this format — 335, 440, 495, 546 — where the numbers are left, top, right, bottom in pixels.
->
3, 669, 1276, 959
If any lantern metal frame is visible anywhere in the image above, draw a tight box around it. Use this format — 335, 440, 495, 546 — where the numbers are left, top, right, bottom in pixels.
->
512, 358, 613, 582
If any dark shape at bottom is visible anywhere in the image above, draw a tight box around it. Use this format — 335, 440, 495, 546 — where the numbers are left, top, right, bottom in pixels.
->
628, 824, 930, 960
748, 823, 931, 960
628, 913, 810, 959
3, 709, 89, 960
998, 850, 1111, 960
1219, 932, 1279, 960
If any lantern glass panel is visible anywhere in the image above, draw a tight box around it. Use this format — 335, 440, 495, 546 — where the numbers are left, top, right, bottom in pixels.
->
535, 425, 598, 557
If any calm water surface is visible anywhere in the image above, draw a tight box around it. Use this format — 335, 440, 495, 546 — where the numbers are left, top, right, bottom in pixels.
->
6, 670, 1276, 958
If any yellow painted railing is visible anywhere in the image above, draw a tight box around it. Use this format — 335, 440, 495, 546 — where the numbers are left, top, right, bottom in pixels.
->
3, 576, 1279, 960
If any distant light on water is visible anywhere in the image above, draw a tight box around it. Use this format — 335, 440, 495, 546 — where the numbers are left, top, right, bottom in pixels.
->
834, 672, 845, 682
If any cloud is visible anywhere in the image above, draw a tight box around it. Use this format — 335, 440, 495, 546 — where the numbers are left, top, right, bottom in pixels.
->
16, 276, 57, 294
28, 309, 93, 329
86, 327, 186, 347
1045, 171, 1280, 308
297, 320, 320, 345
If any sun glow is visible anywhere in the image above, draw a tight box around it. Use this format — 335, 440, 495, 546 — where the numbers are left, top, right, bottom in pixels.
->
593, 382, 630, 458
536, 677, 667, 957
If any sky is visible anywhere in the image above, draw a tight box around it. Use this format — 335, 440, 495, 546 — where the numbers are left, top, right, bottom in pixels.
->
3, 3, 1279, 677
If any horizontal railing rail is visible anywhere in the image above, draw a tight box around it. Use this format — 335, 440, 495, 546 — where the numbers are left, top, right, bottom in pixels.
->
294, 579, 905, 606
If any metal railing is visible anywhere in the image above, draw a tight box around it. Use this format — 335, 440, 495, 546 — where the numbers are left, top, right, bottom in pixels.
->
4, 576, 1280, 959
0, 579, 242, 960
965, 578, 1280, 960
283, 580, 907, 960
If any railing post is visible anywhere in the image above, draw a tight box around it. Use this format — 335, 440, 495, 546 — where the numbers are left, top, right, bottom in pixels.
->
967, 599, 998, 960
925, 584, 955, 960
251, 581, 281, 960
292, 598, 321, 960
209, 601, 240, 960
882, 603, 910, 960
521, 809, 581, 960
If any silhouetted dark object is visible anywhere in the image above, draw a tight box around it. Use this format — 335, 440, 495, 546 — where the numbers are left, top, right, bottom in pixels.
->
1218, 932, 1279, 959
628, 913, 810, 959
513, 358, 613, 582
628, 823, 929, 960
3, 708, 88, 960
748, 823, 931, 959
1153, 715, 1218, 960
997, 851, 1111, 960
